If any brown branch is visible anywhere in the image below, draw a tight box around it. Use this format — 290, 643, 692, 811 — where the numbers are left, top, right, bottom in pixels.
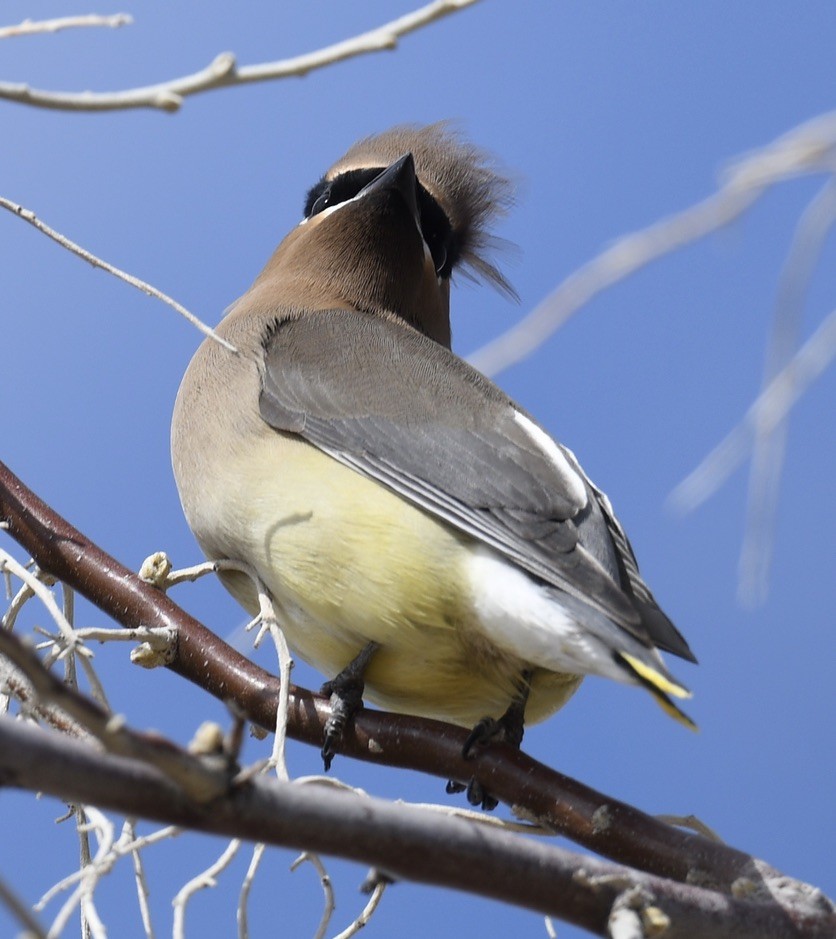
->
0, 459, 828, 920
1, 718, 832, 939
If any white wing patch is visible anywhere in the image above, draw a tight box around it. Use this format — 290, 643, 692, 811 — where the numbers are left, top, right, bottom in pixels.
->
512, 411, 588, 509
466, 545, 626, 682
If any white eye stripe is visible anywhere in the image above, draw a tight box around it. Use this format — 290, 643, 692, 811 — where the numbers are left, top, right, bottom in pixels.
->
512, 410, 588, 508
299, 183, 431, 256
298, 198, 354, 226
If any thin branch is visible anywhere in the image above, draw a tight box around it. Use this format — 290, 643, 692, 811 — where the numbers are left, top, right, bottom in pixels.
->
290, 852, 335, 939
172, 840, 241, 939
35, 825, 179, 913
669, 305, 836, 513
0, 14, 132, 40
0, 1, 481, 113
75, 805, 94, 939
125, 819, 157, 939
0, 196, 236, 353
238, 843, 267, 939
331, 876, 387, 939
77, 807, 113, 939
1, 718, 831, 939
0, 624, 230, 802
0, 873, 47, 938
468, 111, 836, 378
736, 177, 836, 606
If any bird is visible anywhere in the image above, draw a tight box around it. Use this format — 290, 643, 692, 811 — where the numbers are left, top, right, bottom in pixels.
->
171, 123, 697, 808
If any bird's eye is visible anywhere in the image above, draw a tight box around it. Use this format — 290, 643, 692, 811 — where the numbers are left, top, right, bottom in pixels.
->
433, 244, 448, 276
416, 185, 455, 278
304, 168, 385, 219
309, 187, 333, 217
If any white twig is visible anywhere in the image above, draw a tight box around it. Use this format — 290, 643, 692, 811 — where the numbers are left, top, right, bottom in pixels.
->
172, 840, 242, 939
206, 557, 294, 781
469, 184, 758, 377
237, 842, 266, 939
544, 916, 557, 938
265, 616, 293, 782
1, 577, 35, 632
75, 805, 93, 939
0, 1, 481, 112
290, 853, 335, 939
669, 305, 836, 513
331, 875, 387, 939
70, 624, 176, 645
47, 807, 115, 939
407, 798, 554, 835
737, 176, 836, 606
468, 110, 836, 378
78, 807, 115, 939
0, 196, 236, 352
36, 826, 179, 912
0, 552, 75, 642
125, 820, 157, 939
0, 14, 132, 40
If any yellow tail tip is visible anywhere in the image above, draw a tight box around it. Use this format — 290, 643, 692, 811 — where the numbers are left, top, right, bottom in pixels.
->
620, 652, 691, 699
655, 695, 699, 732
617, 652, 699, 732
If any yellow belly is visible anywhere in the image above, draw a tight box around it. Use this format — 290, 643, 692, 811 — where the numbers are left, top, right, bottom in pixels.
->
204, 432, 582, 727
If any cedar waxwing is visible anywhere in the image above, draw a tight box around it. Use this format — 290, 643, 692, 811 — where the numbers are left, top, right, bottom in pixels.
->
171, 124, 697, 807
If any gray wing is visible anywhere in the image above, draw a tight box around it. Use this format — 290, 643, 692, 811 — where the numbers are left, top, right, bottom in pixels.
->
259, 308, 694, 660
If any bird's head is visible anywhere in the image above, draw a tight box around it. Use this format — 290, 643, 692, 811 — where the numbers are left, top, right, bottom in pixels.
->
253, 123, 514, 347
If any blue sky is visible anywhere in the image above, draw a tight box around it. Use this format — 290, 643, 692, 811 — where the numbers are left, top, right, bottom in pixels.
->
2, 3, 834, 937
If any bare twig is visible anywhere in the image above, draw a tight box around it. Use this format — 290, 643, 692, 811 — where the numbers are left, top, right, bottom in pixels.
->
669, 306, 836, 513
736, 177, 836, 605
77, 807, 113, 939
238, 843, 267, 939
0, 624, 231, 802
0, 1, 481, 112
0, 14, 132, 40
35, 824, 179, 913
0, 196, 236, 352
331, 875, 387, 939
468, 111, 836, 379
290, 852, 335, 939
75, 805, 94, 939
125, 819, 157, 939
173, 840, 242, 939
0, 872, 47, 938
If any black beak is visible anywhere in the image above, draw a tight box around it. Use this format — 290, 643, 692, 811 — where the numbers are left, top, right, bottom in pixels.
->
359, 153, 420, 227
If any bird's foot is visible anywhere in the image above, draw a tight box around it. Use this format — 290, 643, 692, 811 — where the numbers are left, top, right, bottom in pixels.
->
446, 674, 530, 811
461, 711, 526, 758
320, 641, 379, 771
321, 677, 364, 772
445, 777, 499, 811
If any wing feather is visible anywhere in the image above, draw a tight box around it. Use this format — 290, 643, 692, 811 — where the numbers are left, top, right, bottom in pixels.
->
259, 308, 692, 653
